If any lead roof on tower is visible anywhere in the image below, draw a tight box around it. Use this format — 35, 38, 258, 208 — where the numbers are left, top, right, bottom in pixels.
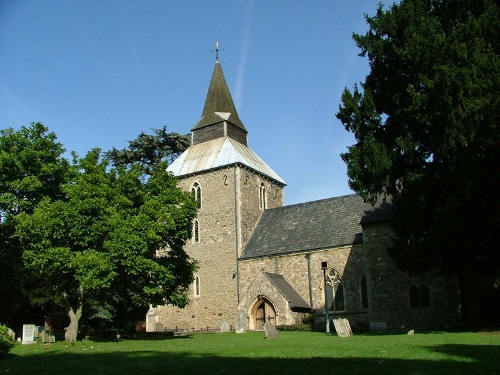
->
167, 137, 286, 186
192, 62, 247, 132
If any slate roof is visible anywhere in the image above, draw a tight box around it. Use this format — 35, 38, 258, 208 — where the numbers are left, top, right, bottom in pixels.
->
193, 62, 247, 132
241, 194, 392, 259
167, 137, 286, 186
263, 272, 312, 312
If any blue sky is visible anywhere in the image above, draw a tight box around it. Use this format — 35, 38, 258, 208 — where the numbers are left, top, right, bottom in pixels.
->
0, 0, 386, 205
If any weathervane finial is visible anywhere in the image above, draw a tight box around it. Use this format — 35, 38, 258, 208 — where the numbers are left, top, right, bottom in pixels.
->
211, 42, 224, 62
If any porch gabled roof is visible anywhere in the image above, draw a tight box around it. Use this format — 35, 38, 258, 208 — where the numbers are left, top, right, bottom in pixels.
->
263, 272, 311, 313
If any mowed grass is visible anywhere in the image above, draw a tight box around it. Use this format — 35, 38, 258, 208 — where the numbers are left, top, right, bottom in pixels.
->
1, 331, 499, 375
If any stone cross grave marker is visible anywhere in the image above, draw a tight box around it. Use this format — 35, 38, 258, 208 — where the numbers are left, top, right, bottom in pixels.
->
263, 321, 279, 339
333, 318, 353, 337
220, 321, 231, 333
235, 309, 247, 334
22, 324, 36, 345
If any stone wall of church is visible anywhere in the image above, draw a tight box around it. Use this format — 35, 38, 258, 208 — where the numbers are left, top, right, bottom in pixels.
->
152, 169, 240, 331
150, 166, 284, 331
362, 222, 462, 331
238, 244, 368, 326
238, 168, 284, 250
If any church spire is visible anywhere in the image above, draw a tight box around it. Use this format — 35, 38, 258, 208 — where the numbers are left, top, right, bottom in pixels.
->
191, 58, 247, 145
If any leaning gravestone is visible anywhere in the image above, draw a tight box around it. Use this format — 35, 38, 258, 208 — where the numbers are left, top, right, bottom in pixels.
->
22, 324, 36, 345
220, 321, 231, 333
235, 309, 247, 334
263, 321, 279, 339
333, 318, 353, 337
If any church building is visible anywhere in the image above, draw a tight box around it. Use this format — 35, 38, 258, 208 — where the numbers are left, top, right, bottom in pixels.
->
146, 60, 461, 333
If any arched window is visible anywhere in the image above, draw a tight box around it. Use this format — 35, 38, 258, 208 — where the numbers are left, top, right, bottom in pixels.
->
259, 182, 267, 210
193, 219, 200, 243
409, 284, 430, 308
326, 269, 345, 312
419, 285, 430, 307
194, 276, 200, 297
360, 272, 369, 309
191, 182, 202, 209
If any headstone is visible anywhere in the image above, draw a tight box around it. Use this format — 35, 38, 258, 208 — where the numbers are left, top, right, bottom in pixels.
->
6, 327, 15, 340
220, 321, 230, 333
235, 309, 247, 334
369, 321, 387, 333
263, 321, 278, 339
35, 326, 43, 338
41, 330, 55, 343
333, 318, 353, 337
22, 324, 36, 345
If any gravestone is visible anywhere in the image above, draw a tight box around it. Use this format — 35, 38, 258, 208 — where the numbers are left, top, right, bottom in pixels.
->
41, 330, 56, 343
235, 309, 247, 334
369, 321, 387, 333
220, 321, 230, 333
6, 327, 15, 340
333, 318, 353, 337
22, 324, 36, 345
263, 322, 278, 339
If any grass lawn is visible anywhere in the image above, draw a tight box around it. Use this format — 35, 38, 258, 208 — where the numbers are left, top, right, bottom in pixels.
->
1, 331, 499, 374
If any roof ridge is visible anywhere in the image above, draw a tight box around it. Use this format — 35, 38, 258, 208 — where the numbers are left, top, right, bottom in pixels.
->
262, 193, 360, 212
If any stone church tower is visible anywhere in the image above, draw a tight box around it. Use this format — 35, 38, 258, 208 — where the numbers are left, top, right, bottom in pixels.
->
146, 61, 286, 331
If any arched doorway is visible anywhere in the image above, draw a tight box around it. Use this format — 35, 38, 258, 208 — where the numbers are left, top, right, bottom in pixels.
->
252, 297, 276, 330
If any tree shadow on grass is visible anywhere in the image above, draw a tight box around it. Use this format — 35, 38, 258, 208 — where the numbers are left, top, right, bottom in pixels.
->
1, 344, 498, 375
427, 343, 500, 363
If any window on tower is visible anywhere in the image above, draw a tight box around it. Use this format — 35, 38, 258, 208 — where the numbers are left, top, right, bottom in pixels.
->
193, 219, 200, 243
194, 276, 200, 297
360, 272, 369, 309
259, 182, 267, 210
409, 284, 430, 308
191, 182, 202, 209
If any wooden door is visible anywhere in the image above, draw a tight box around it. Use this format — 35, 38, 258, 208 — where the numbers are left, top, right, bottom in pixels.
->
255, 303, 265, 330
255, 300, 276, 330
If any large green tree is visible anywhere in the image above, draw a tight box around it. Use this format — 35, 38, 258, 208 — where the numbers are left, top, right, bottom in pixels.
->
337, 0, 499, 326
15, 149, 198, 342
102, 127, 191, 330
105, 126, 190, 173
0, 123, 70, 327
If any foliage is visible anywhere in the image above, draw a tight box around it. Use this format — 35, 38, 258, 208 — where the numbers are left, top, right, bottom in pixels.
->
276, 323, 311, 331
336, 0, 500, 326
2, 331, 500, 374
0, 325, 15, 358
15, 149, 198, 341
105, 126, 190, 173
0, 123, 70, 327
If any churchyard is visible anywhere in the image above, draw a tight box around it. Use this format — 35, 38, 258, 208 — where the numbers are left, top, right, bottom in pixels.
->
1, 330, 498, 374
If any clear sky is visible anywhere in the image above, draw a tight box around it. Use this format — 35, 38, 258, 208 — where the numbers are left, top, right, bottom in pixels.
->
0, 0, 387, 205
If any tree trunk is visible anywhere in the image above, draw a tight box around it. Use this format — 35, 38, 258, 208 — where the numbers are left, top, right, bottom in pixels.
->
64, 288, 83, 343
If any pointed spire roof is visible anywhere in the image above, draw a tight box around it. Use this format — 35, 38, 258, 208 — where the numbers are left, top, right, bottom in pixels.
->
192, 62, 247, 132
